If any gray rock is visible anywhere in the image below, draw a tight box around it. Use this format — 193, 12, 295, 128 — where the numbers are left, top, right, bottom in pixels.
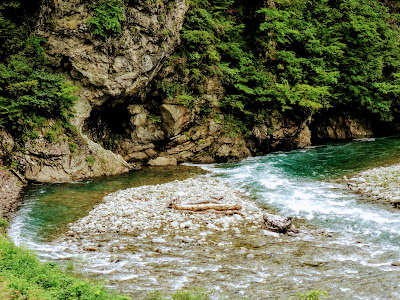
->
152, 238, 167, 243
148, 157, 177, 166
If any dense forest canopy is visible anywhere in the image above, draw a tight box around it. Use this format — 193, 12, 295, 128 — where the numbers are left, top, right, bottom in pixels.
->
0, 1, 77, 140
170, 0, 400, 130
1, 0, 400, 138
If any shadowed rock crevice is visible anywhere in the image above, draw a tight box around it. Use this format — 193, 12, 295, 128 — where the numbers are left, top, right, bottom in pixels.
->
82, 99, 132, 151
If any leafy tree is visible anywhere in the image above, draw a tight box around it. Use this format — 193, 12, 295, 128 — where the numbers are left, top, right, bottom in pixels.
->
161, 0, 400, 135
0, 2, 78, 138
258, 0, 400, 121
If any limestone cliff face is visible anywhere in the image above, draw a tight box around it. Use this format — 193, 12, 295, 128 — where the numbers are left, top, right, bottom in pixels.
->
12, 0, 190, 181
0, 0, 377, 183
36, 0, 188, 130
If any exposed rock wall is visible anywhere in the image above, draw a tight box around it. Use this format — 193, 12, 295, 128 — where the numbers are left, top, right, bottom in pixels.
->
310, 113, 373, 143
0, 0, 383, 183
0, 129, 130, 183
11, 0, 190, 181
0, 169, 23, 221
36, 0, 189, 130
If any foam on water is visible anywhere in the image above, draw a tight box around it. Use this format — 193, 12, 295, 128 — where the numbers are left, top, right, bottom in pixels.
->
8, 136, 400, 299
204, 142, 400, 257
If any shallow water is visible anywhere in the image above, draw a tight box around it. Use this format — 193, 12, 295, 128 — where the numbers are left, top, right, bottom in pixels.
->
11, 166, 206, 241
8, 136, 400, 299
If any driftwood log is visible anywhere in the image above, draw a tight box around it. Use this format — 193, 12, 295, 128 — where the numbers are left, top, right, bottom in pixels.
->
172, 203, 242, 212
167, 198, 242, 214
262, 213, 297, 234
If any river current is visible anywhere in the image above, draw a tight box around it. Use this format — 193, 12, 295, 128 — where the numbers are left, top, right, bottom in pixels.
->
8, 136, 400, 299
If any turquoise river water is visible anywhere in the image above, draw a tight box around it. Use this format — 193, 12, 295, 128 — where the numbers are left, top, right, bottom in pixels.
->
8, 136, 400, 299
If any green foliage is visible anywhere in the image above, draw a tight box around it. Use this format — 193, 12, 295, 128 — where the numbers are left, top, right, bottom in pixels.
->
0, 2, 78, 141
147, 289, 209, 300
88, 0, 125, 39
163, 0, 400, 133
258, 0, 400, 121
69, 142, 78, 153
0, 235, 129, 299
176, 90, 196, 108
149, 114, 162, 124
86, 156, 96, 166
0, 1, 29, 61
159, 81, 180, 99
168, 0, 325, 132
0, 218, 9, 229
0, 50, 78, 135
295, 289, 328, 300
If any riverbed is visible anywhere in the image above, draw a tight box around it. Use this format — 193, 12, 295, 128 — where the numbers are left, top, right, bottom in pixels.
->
8, 136, 400, 299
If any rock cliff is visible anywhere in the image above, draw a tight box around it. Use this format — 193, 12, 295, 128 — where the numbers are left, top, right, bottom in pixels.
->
0, 0, 379, 183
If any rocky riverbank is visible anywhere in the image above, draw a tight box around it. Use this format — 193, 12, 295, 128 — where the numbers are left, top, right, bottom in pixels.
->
57, 176, 316, 298
0, 169, 24, 220
60, 176, 279, 251
343, 163, 400, 207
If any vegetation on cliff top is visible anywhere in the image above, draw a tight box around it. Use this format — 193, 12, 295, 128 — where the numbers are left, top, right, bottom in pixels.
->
88, 0, 125, 39
0, 1, 78, 138
259, 0, 400, 122
157, 0, 400, 134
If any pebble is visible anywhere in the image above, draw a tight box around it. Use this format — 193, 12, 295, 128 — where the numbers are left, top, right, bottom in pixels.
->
263, 230, 279, 238
152, 238, 167, 243
57, 176, 271, 265
392, 261, 400, 267
343, 163, 400, 206
207, 223, 218, 230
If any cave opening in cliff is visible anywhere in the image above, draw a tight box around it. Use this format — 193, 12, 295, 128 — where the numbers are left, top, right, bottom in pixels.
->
83, 99, 131, 152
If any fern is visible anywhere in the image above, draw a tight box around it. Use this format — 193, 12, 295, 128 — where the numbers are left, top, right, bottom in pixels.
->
87, 0, 125, 39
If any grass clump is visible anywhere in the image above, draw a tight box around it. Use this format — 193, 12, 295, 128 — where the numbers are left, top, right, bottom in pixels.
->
294, 289, 328, 300
85, 156, 96, 166
147, 289, 209, 300
0, 235, 129, 300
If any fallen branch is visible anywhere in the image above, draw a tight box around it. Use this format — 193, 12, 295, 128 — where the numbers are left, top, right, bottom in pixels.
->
172, 203, 242, 212
190, 199, 222, 205
194, 209, 243, 216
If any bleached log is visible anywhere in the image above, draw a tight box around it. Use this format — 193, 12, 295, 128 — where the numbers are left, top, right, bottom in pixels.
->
262, 213, 297, 233
172, 203, 242, 212
190, 199, 222, 205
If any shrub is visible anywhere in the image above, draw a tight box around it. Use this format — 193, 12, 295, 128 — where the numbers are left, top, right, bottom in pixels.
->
0, 236, 129, 299
88, 0, 125, 39
295, 289, 328, 300
0, 51, 78, 135
0, 5, 79, 140
258, 0, 400, 121
86, 156, 96, 166
0, 218, 9, 229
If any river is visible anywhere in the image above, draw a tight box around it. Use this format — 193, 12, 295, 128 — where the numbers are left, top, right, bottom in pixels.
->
8, 136, 400, 299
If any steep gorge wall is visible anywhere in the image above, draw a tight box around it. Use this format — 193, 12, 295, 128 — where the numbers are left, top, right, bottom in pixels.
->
0, 0, 381, 183
1, 0, 190, 182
